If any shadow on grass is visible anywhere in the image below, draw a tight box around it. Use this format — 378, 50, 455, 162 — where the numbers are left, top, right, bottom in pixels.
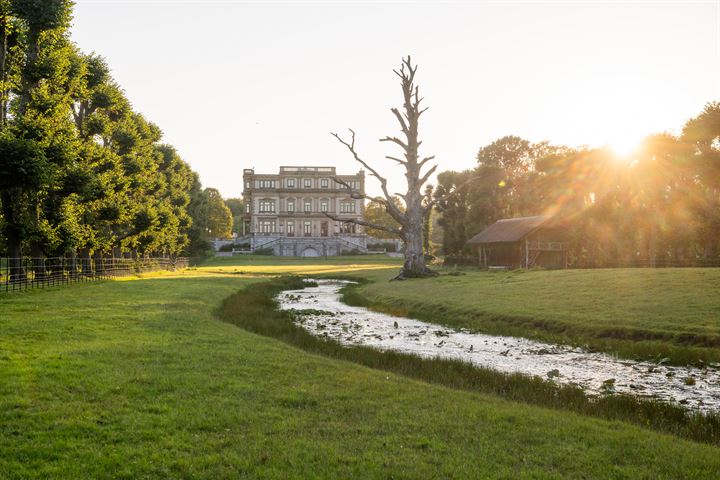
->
217, 276, 720, 446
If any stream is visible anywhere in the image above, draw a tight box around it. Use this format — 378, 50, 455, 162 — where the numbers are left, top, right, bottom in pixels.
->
277, 279, 720, 413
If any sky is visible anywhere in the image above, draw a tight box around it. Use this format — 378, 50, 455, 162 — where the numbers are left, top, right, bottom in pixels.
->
70, 0, 720, 198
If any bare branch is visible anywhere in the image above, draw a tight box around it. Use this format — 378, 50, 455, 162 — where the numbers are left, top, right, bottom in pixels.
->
418, 164, 438, 187
379, 136, 408, 150
331, 176, 405, 225
390, 107, 409, 134
418, 155, 435, 169
330, 129, 404, 220
323, 212, 401, 236
385, 155, 406, 165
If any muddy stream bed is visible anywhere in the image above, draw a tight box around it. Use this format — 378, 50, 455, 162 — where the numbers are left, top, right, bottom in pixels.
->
277, 280, 720, 413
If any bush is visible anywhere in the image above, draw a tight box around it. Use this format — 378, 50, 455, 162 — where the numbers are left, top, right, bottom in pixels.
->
443, 255, 478, 267
235, 242, 251, 250
218, 244, 234, 252
341, 248, 362, 256
367, 242, 397, 252
253, 247, 275, 256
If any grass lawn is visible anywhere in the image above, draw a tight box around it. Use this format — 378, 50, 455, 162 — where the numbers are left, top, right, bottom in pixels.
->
344, 267, 720, 365
2, 263, 719, 478
196, 254, 401, 276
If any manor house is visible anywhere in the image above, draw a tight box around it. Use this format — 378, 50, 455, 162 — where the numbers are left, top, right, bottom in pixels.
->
240, 166, 368, 256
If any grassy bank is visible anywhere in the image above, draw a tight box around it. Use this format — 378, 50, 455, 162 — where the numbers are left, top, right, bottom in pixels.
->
218, 276, 720, 445
2, 266, 720, 477
339, 267, 720, 365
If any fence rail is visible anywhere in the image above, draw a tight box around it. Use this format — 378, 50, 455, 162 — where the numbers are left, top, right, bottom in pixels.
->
1, 257, 189, 293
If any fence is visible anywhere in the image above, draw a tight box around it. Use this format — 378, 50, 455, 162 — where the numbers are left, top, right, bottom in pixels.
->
1, 257, 190, 293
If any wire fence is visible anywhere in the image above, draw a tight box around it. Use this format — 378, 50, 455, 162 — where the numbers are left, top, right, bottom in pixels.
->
1, 257, 190, 293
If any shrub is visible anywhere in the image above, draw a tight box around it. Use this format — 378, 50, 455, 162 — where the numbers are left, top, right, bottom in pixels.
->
253, 247, 275, 256
443, 255, 478, 267
367, 242, 398, 252
218, 244, 234, 252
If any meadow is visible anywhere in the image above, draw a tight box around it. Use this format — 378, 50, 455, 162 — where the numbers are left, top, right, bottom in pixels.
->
2, 257, 720, 478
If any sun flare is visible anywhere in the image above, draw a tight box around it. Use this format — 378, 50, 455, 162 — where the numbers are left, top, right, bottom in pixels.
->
608, 136, 642, 158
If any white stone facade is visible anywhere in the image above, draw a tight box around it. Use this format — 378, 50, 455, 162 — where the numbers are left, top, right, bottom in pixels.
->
241, 166, 367, 256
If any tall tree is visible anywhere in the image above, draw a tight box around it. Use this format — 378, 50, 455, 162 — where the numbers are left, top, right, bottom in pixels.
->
327, 56, 464, 278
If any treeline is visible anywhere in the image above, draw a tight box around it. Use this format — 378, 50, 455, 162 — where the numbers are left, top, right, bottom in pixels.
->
0, 1, 231, 267
435, 102, 720, 267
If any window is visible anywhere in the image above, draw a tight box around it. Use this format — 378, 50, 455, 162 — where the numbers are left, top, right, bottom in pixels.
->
303, 221, 312, 236
304, 200, 312, 213
304, 178, 312, 188
258, 180, 275, 189
336, 179, 358, 190
259, 199, 275, 213
320, 178, 329, 188
287, 221, 295, 236
259, 220, 275, 233
286, 200, 295, 213
286, 178, 295, 188
320, 200, 328, 213
245, 204, 251, 213
340, 223, 356, 234
340, 201, 355, 213
244, 181, 250, 189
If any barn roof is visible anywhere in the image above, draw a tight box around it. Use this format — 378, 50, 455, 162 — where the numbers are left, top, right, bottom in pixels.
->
467, 216, 551, 244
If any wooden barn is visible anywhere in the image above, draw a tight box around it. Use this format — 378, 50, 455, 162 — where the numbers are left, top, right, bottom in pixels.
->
466, 215, 567, 269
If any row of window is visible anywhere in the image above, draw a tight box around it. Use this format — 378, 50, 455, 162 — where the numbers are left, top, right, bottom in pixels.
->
256, 220, 358, 235
246, 179, 360, 190
253, 199, 356, 214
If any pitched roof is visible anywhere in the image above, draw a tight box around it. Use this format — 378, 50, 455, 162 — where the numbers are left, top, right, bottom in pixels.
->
466, 216, 550, 244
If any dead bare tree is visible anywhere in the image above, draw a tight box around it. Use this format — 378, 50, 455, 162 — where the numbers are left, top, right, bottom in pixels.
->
326, 56, 469, 279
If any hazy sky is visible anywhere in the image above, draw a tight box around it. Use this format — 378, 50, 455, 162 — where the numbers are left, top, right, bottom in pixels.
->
71, 1, 720, 198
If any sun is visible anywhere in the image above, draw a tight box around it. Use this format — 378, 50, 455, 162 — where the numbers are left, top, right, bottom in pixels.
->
607, 135, 642, 158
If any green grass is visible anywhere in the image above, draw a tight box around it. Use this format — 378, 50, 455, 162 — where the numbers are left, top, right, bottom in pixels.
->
341, 267, 720, 365
197, 254, 401, 275
219, 276, 720, 445
2, 265, 720, 477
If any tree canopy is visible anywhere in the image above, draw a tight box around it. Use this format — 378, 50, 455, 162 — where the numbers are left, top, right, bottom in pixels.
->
435, 102, 720, 266
0, 1, 221, 262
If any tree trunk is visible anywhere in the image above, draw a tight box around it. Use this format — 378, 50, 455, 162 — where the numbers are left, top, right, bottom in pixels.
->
398, 191, 435, 278
30, 242, 46, 281
79, 248, 92, 277
66, 250, 77, 279
1, 191, 25, 282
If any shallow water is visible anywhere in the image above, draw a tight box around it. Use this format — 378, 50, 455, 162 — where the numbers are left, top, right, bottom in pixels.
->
278, 279, 720, 413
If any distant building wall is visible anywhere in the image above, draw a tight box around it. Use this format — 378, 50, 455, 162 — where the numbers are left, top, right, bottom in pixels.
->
241, 166, 368, 256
